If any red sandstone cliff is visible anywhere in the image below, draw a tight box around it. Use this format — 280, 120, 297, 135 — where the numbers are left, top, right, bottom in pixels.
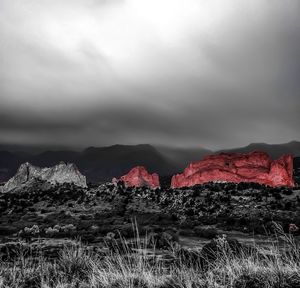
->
114, 166, 160, 188
171, 151, 294, 188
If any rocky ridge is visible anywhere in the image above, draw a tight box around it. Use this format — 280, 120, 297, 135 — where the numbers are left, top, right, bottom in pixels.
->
171, 151, 294, 188
113, 166, 160, 188
2, 162, 87, 192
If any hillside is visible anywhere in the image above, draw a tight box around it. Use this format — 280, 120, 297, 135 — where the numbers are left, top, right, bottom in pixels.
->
0, 181, 299, 240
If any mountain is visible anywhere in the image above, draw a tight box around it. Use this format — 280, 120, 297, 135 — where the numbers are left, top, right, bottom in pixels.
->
155, 146, 212, 170
0, 142, 299, 184
30, 150, 79, 167
0, 144, 179, 183
2, 162, 87, 193
0, 144, 76, 154
294, 156, 300, 185
76, 144, 176, 182
218, 141, 300, 159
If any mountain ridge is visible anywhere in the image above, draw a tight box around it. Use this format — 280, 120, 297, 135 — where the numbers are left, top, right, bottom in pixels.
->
217, 141, 300, 159
0, 141, 299, 183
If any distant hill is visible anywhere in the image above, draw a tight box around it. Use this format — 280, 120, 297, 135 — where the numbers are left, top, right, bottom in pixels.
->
155, 146, 212, 170
0, 151, 27, 182
218, 141, 300, 159
76, 144, 176, 182
0, 144, 72, 155
0, 144, 179, 183
0, 141, 299, 184
294, 156, 300, 185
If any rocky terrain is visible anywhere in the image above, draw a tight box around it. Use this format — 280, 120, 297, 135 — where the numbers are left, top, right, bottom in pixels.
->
1, 162, 86, 193
113, 166, 160, 188
172, 152, 294, 188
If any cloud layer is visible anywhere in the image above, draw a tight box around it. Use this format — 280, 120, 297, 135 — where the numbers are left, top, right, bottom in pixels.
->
0, 0, 300, 149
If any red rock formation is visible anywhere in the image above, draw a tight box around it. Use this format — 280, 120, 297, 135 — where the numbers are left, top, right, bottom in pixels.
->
114, 166, 160, 188
171, 151, 294, 188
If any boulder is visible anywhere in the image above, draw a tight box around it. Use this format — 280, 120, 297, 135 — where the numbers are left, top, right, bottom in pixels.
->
171, 151, 294, 188
2, 162, 87, 192
114, 166, 160, 188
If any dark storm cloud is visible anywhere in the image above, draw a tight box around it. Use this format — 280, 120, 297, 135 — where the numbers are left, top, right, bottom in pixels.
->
0, 0, 300, 149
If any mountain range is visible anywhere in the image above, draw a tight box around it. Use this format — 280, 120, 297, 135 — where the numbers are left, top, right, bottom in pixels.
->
0, 141, 299, 183
219, 141, 300, 159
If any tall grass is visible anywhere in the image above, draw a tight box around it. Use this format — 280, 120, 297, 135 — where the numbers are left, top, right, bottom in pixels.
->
0, 224, 299, 288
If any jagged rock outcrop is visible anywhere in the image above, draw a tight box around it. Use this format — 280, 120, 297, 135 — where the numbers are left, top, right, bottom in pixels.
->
113, 166, 160, 188
171, 151, 294, 188
2, 162, 87, 192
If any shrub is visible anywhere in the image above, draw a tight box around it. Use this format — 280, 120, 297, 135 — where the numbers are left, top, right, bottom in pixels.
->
194, 226, 218, 239
45, 224, 76, 237
57, 243, 94, 282
19, 225, 40, 239
45, 226, 60, 236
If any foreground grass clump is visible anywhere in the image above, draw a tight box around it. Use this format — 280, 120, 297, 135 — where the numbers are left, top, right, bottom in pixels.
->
0, 224, 300, 288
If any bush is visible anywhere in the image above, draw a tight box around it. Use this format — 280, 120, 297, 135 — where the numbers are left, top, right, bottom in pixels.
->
45, 224, 76, 237
45, 226, 60, 236
19, 225, 40, 239
194, 226, 218, 239
57, 243, 94, 282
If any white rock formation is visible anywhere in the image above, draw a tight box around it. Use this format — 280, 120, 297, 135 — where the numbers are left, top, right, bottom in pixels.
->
2, 162, 87, 192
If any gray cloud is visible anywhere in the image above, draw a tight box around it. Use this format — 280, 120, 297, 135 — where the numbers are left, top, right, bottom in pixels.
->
0, 0, 299, 150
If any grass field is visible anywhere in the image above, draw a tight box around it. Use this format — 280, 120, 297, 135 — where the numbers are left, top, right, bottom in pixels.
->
0, 223, 300, 288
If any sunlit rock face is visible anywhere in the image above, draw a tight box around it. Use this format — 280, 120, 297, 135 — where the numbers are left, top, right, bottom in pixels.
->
171, 152, 294, 188
3, 162, 87, 192
114, 166, 160, 188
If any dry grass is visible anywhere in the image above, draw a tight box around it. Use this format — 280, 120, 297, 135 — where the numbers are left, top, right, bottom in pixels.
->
0, 224, 300, 288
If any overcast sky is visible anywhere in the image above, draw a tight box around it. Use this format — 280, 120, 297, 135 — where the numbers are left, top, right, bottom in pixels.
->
0, 0, 299, 150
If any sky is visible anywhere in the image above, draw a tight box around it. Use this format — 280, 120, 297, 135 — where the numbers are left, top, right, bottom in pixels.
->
0, 0, 300, 150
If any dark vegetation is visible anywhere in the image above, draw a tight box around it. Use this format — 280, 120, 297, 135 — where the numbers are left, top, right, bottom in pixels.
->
0, 180, 299, 243
0, 179, 300, 287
